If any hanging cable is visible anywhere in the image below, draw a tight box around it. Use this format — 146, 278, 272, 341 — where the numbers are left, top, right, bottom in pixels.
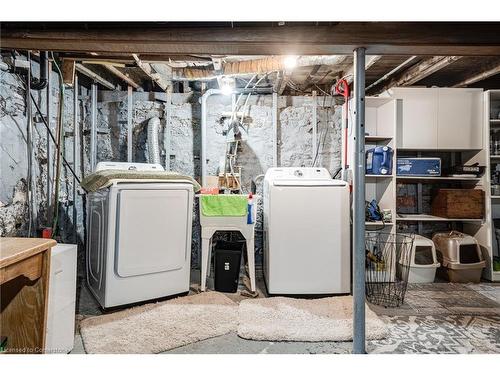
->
29, 93, 83, 187
50, 52, 65, 237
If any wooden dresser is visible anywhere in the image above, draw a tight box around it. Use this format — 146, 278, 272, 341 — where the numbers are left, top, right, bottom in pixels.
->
0, 237, 56, 354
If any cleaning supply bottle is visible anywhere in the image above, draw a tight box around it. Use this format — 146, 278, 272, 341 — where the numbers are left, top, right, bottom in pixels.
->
247, 193, 254, 224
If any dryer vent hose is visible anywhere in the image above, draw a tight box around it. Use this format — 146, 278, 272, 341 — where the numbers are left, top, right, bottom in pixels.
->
147, 116, 161, 165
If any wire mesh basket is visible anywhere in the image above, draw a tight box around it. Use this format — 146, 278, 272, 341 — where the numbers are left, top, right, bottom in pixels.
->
365, 232, 415, 308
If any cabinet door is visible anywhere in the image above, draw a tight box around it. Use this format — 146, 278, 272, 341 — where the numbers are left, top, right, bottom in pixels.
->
394, 88, 439, 149
437, 88, 483, 150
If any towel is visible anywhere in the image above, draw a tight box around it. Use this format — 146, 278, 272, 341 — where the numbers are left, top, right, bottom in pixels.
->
200, 195, 248, 217
81, 169, 201, 193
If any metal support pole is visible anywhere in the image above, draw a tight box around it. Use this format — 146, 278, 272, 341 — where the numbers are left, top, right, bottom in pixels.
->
127, 85, 133, 162
353, 47, 366, 354
73, 75, 79, 242
46, 61, 52, 221
164, 89, 172, 170
90, 83, 98, 171
312, 90, 317, 166
272, 92, 278, 167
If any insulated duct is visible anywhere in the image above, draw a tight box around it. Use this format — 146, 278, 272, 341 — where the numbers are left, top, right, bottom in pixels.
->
147, 116, 161, 165
174, 56, 347, 81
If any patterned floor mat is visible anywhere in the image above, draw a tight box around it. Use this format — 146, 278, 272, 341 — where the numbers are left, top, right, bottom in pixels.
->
368, 315, 500, 354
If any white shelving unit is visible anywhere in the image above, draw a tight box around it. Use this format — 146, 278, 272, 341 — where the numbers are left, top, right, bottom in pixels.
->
396, 214, 483, 223
485, 89, 500, 281
344, 96, 398, 239
345, 88, 499, 282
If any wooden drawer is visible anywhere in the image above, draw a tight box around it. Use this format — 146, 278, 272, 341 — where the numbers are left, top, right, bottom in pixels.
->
431, 189, 484, 219
0, 253, 43, 285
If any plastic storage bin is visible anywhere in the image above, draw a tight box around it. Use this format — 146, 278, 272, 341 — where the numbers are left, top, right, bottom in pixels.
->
401, 234, 440, 283
214, 240, 244, 293
432, 231, 486, 283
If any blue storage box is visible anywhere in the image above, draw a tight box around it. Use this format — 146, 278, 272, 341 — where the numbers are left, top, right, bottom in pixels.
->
397, 157, 441, 176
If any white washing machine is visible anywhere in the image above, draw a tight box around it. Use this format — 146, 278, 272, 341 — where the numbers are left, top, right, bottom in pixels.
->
263, 167, 350, 294
86, 162, 194, 308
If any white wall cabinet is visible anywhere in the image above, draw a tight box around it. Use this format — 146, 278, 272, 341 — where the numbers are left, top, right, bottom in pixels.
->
393, 88, 439, 149
437, 88, 483, 150
391, 87, 483, 150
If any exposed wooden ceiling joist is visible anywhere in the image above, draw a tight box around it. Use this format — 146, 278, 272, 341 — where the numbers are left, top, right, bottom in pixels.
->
75, 63, 117, 90
452, 62, 500, 87
102, 64, 141, 89
132, 54, 171, 92
379, 56, 462, 92
2, 23, 500, 56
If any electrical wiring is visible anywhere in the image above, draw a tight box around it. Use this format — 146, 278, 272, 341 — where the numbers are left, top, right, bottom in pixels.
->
312, 96, 335, 167
29, 93, 82, 186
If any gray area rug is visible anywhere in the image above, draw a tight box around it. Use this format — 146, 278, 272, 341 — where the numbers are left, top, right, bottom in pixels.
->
368, 315, 500, 354
238, 295, 388, 342
80, 292, 237, 354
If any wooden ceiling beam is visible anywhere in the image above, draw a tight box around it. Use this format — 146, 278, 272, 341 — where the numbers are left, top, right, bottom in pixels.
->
132, 54, 171, 92
452, 61, 500, 87
102, 64, 141, 89
380, 56, 462, 92
2, 23, 500, 56
75, 63, 117, 90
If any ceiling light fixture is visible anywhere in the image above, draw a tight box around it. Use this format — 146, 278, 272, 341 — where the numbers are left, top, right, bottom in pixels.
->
220, 77, 234, 95
283, 55, 298, 70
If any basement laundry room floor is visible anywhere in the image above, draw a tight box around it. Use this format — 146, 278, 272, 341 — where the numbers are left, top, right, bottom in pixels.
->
71, 270, 500, 354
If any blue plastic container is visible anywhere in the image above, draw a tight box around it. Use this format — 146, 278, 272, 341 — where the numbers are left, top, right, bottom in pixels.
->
366, 146, 393, 175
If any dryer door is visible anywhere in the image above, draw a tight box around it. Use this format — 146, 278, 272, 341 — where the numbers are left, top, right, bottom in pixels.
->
115, 188, 189, 277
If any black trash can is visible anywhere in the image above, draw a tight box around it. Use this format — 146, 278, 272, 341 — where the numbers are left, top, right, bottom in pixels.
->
214, 240, 244, 293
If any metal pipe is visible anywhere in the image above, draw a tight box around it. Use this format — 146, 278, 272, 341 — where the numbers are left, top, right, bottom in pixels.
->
201, 89, 220, 186
272, 92, 278, 167
73, 75, 79, 242
312, 90, 317, 166
201, 87, 273, 186
164, 89, 172, 170
31, 51, 48, 90
365, 56, 417, 92
127, 86, 133, 162
90, 83, 98, 171
353, 47, 366, 354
